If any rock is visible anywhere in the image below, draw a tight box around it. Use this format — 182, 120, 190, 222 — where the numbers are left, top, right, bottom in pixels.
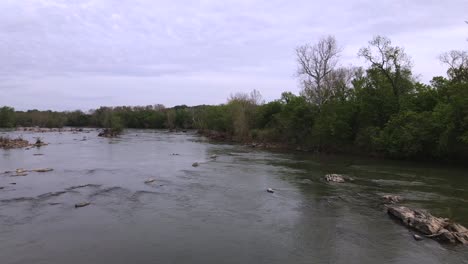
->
49, 202, 61, 206
98, 128, 120, 138
387, 206, 447, 235
382, 194, 402, 204
267, 188, 274, 193
0, 187, 4, 190
171, 153, 180, 156
32, 168, 53, 172
12, 173, 28, 177
413, 234, 423, 241
75, 202, 91, 208
144, 178, 156, 184
325, 174, 345, 183
210, 154, 218, 159
33, 154, 44, 156
16, 168, 27, 174
10, 183, 16, 185
387, 205, 468, 244
192, 162, 199, 167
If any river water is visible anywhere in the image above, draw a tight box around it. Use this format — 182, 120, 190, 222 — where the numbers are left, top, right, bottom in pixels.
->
0, 129, 467, 264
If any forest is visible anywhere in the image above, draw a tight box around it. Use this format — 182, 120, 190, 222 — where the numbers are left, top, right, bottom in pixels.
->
1, 35, 467, 161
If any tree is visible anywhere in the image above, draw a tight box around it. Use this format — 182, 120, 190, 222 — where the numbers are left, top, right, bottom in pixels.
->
358, 36, 413, 98
439, 50, 468, 82
296, 35, 341, 106
0, 106, 15, 127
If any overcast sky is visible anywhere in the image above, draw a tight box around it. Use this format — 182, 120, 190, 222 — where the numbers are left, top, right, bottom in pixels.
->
1, 0, 467, 111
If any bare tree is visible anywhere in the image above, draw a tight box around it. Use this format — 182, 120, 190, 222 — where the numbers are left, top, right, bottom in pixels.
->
358, 36, 412, 97
440, 50, 468, 82
323, 66, 362, 101
296, 35, 341, 106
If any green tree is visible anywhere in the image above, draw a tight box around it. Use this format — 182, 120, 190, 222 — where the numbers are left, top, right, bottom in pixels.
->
0, 106, 15, 127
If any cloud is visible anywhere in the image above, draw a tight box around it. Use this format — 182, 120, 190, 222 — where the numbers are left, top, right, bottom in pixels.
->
0, 0, 467, 110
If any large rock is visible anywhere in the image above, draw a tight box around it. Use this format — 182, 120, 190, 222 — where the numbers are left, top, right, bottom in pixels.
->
325, 174, 345, 183
387, 205, 468, 244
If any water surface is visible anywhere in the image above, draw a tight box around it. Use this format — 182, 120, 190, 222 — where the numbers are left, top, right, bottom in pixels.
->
0, 129, 467, 264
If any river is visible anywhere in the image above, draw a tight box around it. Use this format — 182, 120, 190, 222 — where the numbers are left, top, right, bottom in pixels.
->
0, 129, 467, 264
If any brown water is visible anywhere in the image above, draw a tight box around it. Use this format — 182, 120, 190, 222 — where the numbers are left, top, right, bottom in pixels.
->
0, 129, 467, 264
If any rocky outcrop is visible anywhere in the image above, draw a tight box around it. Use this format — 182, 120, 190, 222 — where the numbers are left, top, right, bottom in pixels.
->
387, 205, 468, 244
0, 137, 30, 149
325, 174, 346, 183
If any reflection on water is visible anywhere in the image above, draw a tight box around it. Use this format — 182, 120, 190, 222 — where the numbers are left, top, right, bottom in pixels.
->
0, 129, 467, 264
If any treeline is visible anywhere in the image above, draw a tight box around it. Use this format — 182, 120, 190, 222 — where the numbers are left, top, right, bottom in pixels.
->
1, 35, 467, 161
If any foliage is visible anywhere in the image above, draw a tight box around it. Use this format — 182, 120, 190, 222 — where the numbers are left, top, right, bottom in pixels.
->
1, 35, 467, 161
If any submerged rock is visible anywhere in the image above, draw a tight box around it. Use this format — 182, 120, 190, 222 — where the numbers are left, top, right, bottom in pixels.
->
387, 205, 468, 244
382, 195, 402, 204
192, 162, 199, 167
75, 202, 91, 208
267, 188, 274, 193
325, 174, 346, 183
210, 154, 218, 159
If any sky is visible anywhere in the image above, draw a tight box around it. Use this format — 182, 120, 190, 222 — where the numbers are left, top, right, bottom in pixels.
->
1, 0, 467, 111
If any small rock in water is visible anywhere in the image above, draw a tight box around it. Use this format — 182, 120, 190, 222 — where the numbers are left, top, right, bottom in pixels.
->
0, 186, 4, 190
171, 153, 180, 156
413, 234, 423, 241
12, 173, 28, 177
382, 194, 402, 204
267, 188, 274, 193
32, 168, 53, 173
16, 168, 27, 174
192, 162, 199, 167
325, 174, 345, 183
49, 202, 61, 206
210, 154, 218, 159
10, 183, 16, 185
75, 202, 91, 208
144, 178, 156, 184
33, 154, 44, 156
